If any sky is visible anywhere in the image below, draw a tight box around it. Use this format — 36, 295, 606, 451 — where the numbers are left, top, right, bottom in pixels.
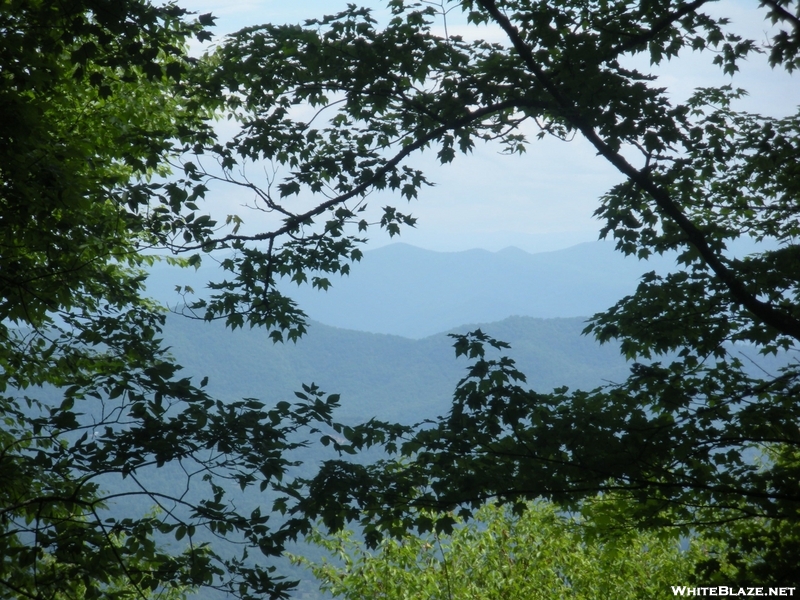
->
177, 0, 799, 254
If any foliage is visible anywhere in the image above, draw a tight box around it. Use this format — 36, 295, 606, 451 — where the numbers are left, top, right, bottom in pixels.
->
0, 0, 214, 328
293, 499, 699, 599
177, 0, 800, 582
0, 1, 340, 598
4, 0, 800, 595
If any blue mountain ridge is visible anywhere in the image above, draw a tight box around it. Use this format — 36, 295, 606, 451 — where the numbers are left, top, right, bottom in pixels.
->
146, 240, 677, 338
109, 240, 785, 599
162, 315, 631, 425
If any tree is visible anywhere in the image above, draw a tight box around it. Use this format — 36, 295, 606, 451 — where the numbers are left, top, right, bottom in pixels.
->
293, 498, 699, 599
0, 2, 346, 598
178, 0, 800, 582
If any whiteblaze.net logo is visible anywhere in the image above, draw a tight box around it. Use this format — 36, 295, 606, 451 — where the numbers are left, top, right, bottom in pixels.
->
672, 587, 796, 597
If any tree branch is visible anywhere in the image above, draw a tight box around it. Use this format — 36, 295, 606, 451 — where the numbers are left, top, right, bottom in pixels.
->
175, 98, 541, 252
476, 0, 800, 342
609, 0, 713, 58
761, 0, 800, 29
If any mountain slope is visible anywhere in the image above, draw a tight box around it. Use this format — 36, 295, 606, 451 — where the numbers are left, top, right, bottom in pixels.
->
163, 315, 630, 424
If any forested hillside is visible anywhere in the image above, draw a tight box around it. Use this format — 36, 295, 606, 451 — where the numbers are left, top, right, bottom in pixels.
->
164, 315, 630, 423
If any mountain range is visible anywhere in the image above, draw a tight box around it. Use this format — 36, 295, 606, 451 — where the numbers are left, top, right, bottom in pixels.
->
128, 240, 787, 598
147, 240, 676, 338
164, 315, 630, 425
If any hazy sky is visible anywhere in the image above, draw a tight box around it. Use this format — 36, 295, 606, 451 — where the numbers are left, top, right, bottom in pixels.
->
179, 0, 798, 253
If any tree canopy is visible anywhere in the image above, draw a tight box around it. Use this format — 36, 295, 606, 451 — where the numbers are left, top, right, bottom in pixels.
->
294, 498, 700, 599
1, 1, 338, 598
3, 0, 800, 596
